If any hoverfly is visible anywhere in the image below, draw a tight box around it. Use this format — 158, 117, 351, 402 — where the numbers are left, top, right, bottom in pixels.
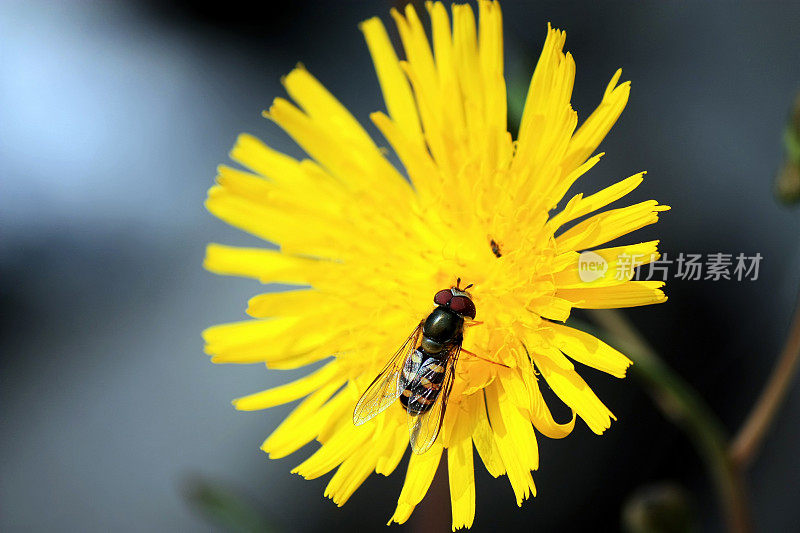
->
353, 279, 477, 454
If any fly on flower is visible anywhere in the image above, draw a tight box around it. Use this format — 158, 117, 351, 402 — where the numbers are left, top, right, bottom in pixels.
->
354, 279, 480, 454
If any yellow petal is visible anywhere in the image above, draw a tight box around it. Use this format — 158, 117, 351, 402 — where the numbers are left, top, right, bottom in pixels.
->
282, 67, 376, 155
246, 289, 338, 318
555, 201, 670, 252
292, 418, 374, 480
513, 24, 578, 207
205, 185, 348, 258
552, 241, 661, 289
203, 317, 338, 367
228, 133, 308, 184
527, 294, 572, 322
525, 366, 576, 439
388, 443, 444, 525
558, 280, 667, 309
470, 391, 505, 478
543, 323, 632, 378
203, 243, 338, 285
215, 164, 345, 222
261, 381, 347, 459
485, 382, 537, 505
370, 110, 441, 205
548, 172, 645, 231
562, 68, 630, 174
448, 434, 476, 530
392, 5, 437, 100
375, 419, 409, 476
324, 430, 395, 506
360, 16, 424, 145
533, 353, 615, 434
478, 0, 505, 120
232, 361, 341, 411
497, 367, 531, 412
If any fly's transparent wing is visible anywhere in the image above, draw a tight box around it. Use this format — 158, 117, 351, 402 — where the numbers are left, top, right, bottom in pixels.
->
353, 321, 423, 426
407, 344, 460, 454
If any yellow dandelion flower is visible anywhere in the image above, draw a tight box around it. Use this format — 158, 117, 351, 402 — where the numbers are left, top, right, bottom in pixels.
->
203, 1, 668, 529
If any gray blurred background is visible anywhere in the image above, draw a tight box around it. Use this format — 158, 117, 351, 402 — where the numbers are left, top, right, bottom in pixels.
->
2, 1, 799, 531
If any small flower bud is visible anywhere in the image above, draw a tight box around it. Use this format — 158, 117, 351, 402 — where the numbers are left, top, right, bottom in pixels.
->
775, 92, 800, 205
776, 161, 800, 205
622, 482, 695, 533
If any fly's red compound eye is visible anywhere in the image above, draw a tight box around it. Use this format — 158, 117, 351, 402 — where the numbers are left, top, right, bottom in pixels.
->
434, 289, 453, 306
449, 295, 476, 319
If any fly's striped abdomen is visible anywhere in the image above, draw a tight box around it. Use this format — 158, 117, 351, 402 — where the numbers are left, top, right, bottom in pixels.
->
399, 349, 447, 414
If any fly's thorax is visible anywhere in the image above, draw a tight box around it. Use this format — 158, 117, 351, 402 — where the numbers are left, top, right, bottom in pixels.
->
419, 336, 445, 354
422, 306, 464, 345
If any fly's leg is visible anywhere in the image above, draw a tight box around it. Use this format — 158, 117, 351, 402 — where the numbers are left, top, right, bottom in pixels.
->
460, 348, 509, 368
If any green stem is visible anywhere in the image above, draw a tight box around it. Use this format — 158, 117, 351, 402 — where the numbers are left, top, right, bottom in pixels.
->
584, 309, 751, 533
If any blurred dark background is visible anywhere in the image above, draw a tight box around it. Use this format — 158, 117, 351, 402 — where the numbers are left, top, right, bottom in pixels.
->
2, 1, 799, 531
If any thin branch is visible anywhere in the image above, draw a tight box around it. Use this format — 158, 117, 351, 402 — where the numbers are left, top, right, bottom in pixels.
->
730, 294, 800, 468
